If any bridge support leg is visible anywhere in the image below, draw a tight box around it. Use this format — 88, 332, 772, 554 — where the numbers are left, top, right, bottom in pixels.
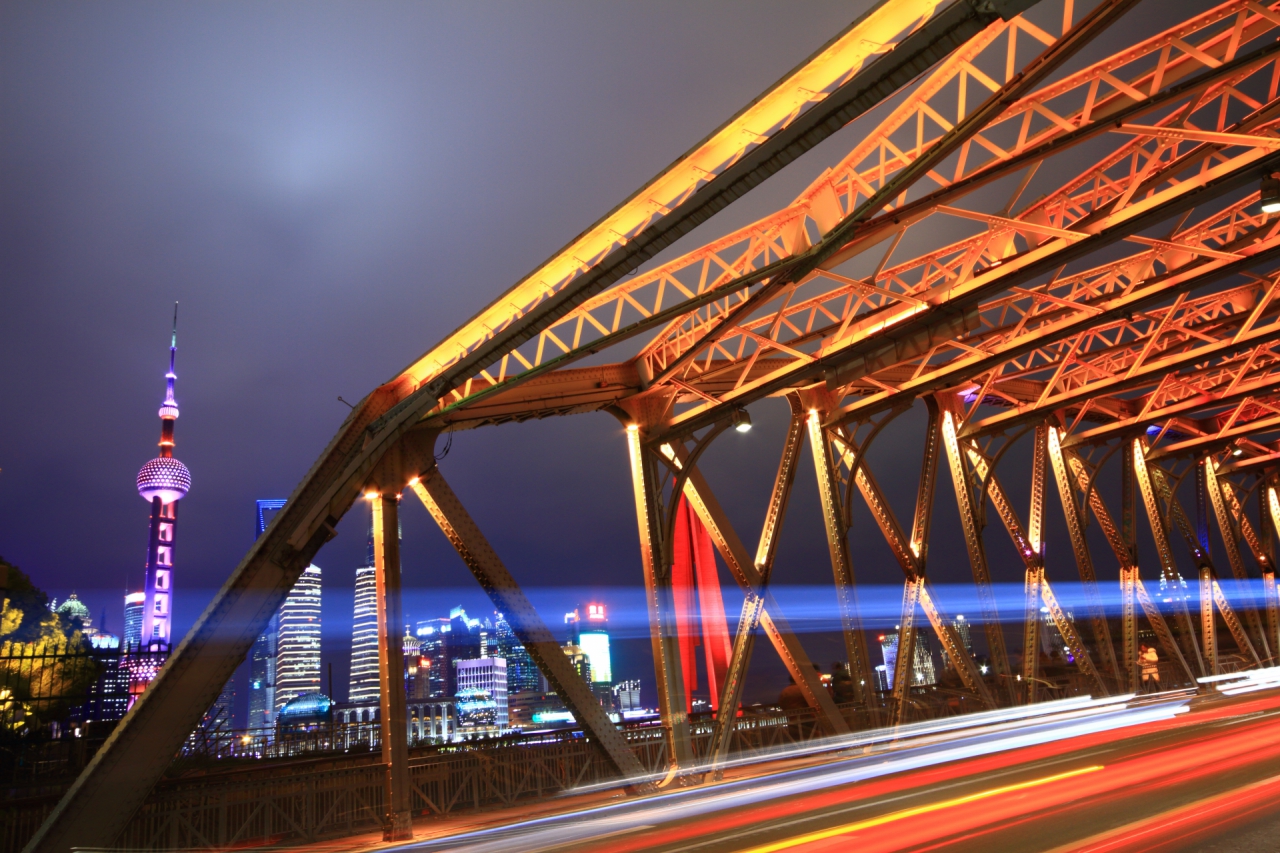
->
1267, 486, 1280, 656
372, 492, 414, 841
409, 472, 652, 788
624, 426, 694, 778
807, 410, 873, 706
891, 577, 923, 725
1048, 426, 1118, 681
1200, 565, 1219, 676
940, 406, 1012, 701
1133, 440, 1206, 677
1204, 462, 1271, 660
1120, 566, 1139, 693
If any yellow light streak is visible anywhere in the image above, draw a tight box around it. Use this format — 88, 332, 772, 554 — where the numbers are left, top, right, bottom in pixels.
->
735, 765, 1104, 853
398, 0, 944, 390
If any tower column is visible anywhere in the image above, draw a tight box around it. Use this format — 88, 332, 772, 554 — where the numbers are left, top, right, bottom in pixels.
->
373, 492, 413, 841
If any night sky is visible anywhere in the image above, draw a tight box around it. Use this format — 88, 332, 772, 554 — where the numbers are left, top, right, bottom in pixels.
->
0, 1, 1220, 713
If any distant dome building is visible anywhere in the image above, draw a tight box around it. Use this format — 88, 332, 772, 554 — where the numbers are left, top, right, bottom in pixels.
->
56, 594, 91, 628
276, 692, 333, 734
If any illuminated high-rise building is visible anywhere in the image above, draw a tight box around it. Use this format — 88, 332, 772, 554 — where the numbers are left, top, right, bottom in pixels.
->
414, 620, 451, 699
130, 306, 190, 702
249, 614, 277, 731
455, 657, 508, 733
122, 592, 144, 651
274, 565, 322, 713
565, 603, 611, 684
878, 626, 937, 690
493, 612, 539, 694
349, 532, 380, 702
248, 500, 286, 731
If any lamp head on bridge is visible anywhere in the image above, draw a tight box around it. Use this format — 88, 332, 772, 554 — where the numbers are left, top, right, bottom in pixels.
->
1262, 174, 1280, 214
731, 408, 752, 433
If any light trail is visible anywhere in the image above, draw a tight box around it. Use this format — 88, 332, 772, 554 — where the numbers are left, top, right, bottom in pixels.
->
393, 698, 1188, 853
735, 766, 1104, 853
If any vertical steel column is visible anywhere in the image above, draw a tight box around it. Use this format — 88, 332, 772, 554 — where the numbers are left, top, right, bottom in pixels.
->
1268, 486, 1280, 656
807, 410, 873, 703
1047, 427, 1118, 680
1022, 568, 1043, 703
710, 402, 806, 774
1119, 446, 1140, 691
1132, 440, 1206, 676
970, 447, 1107, 696
1205, 463, 1270, 659
372, 493, 413, 841
1199, 564, 1218, 676
1151, 463, 1257, 669
891, 577, 924, 723
1024, 427, 1049, 703
1194, 463, 1218, 676
1120, 566, 1139, 692
625, 426, 694, 775
940, 408, 1012, 693
1068, 449, 1189, 685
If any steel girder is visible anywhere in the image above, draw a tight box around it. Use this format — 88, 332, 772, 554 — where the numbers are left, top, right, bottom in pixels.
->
35, 4, 1280, 850
372, 493, 414, 840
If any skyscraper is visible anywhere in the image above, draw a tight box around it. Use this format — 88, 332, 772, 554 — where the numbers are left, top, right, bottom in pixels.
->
879, 626, 937, 690
349, 565, 379, 703
455, 657, 508, 733
122, 592, 144, 651
249, 613, 278, 731
493, 612, 539, 694
566, 603, 611, 684
249, 500, 286, 731
415, 620, 451, 699
134, 305, 190, 654
274, 565, 322, 713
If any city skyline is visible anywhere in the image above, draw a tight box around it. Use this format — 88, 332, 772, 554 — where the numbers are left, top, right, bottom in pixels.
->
0, 1, 999, 719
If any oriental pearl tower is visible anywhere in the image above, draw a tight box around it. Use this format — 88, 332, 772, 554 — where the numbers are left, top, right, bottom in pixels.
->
135, 304, 191, 662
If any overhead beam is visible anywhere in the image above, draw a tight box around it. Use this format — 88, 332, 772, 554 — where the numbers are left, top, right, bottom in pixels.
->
403, 0, 1039, 409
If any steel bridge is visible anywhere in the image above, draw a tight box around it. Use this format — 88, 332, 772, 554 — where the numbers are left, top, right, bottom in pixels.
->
26, 0, 1280, 848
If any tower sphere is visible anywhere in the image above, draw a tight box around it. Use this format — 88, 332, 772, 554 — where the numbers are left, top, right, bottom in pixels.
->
137, 456, 191, 504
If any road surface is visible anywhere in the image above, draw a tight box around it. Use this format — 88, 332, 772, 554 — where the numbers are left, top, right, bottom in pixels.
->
391, 687, 1280, 853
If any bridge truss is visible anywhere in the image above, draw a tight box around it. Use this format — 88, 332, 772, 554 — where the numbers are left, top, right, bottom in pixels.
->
29, 0, 1280, 848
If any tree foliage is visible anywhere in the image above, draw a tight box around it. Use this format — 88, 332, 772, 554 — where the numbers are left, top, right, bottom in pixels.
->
0, 557, 98, 735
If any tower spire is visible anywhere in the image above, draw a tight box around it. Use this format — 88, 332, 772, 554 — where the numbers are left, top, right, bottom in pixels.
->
134, 306, 191, 663
163, 302, 179, 416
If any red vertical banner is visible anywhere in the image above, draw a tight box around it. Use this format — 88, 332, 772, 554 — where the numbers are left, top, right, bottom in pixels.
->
671, 496, 700, 713
692, 512, 732, 710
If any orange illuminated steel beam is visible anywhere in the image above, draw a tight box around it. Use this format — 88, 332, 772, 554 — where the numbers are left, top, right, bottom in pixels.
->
420, 16, 1280, 432
397, 0, 1014, 404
